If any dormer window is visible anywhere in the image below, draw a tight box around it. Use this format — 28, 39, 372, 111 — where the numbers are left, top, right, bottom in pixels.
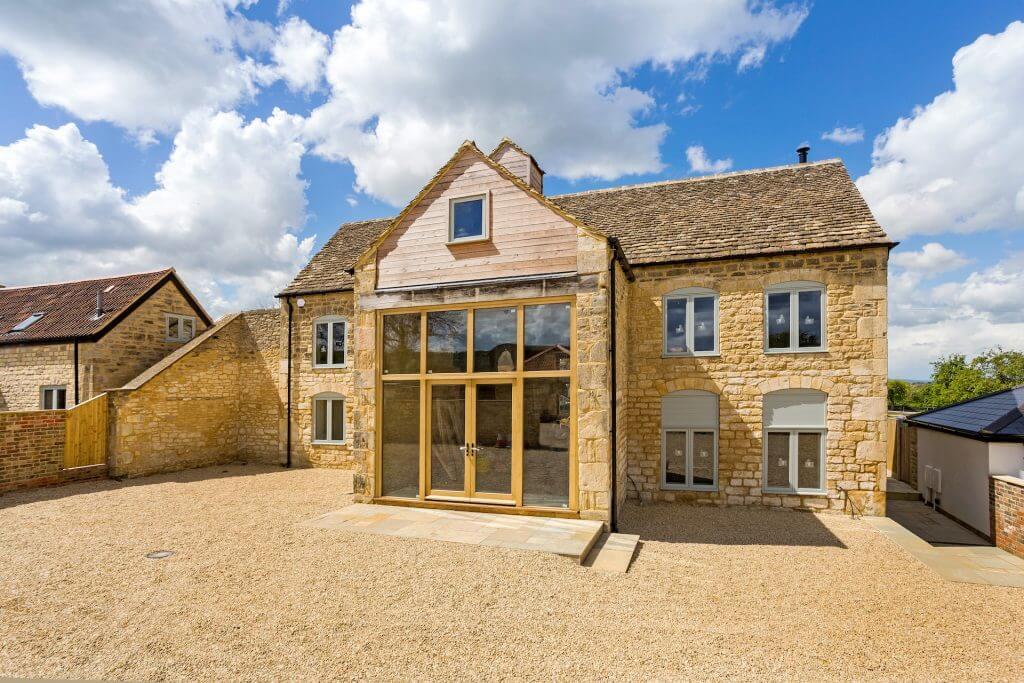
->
449, 194, 488, 242
11, 312, 45, 332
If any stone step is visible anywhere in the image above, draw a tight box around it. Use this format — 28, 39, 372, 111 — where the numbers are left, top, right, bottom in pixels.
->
886, 477, 921, 501
582, 532, 640, 573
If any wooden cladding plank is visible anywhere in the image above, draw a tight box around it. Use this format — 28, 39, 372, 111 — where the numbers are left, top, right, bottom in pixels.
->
63, 393, 108, 468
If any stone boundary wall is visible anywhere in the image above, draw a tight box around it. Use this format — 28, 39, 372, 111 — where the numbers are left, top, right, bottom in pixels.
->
0, 410, 65, 493
990, 475, 1024, 560
108, 309, 282, 478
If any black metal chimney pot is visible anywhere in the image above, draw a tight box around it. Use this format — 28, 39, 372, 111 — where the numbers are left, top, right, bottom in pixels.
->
797, 145, 810, 163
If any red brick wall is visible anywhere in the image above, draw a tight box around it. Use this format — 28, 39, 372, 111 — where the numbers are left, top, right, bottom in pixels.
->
0, 410, 66, 493
990, 475, 1024, 560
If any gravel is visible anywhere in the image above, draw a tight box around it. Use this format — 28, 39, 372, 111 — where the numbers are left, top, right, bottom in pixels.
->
1, 465, 1022, 681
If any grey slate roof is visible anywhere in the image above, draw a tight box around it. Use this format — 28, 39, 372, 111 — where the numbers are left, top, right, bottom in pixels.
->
908, 386, 1024, 442
281, 158, 893, 296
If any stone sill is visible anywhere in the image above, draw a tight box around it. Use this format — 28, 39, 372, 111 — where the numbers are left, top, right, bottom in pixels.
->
766, 489, 828, 497
993, 474, 1024, 488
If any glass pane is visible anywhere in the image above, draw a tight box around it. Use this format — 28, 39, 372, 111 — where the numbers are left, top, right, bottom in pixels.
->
664, 431, 688, 486
55, 389, 66, 410
427, 310, 467, 373
693, 296, 715, 352
382, 313, 420, 374
332, 322, 346, 364
315, 322, 329, 366
766, 432, 792, 489
314, 400, 327, 441
665, 298, 687, 354
798, 290, 822, 348
474, 383, 512, 494
797, 432, 822, 490
524, 303, 571, 371
330, 400, 344, 441
167, 317, 179, 339
473, 307, 517, 372
430, 384, 466, 492
767, 293, 790, 349
183, 318, 194, 339
452, 198, 484, 239
381, 381, 420, 498
523, 378, 570, 507
692, 431, 715, 486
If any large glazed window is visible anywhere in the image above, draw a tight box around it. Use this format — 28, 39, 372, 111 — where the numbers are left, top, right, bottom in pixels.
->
380, 381, 420, 498
313, 316, 347, 368
765, 282, 826, 352
473, 307, 517, 372
763, 389, 827, 493
522, 377, 571, 508
427, 310, 467, 373
661, 390, 718, 490
524, 303, 571, 371
382, 313, 421, 374
663, 288, 719, 356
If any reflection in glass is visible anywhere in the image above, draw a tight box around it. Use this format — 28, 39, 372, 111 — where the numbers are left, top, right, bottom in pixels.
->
314, 399, 327, 442
523, 377, 570, 507
474, 383, 512, 494
330, 399, 344, 441
798, 290, 822, 348
692, 431, 715, 486
665, 431, 687, 485
451, 197, 485, 240
797, 432, 822, 489
524, 304, 571, 371
693, 297, 715, 352
767, 293, 790, 349
381, 381, 420, 497
430, 384, 466, 491
382, 313, 420, 374
332, 322, 345, 364
473, 307, 517, 372
315, 322, 329, 366
427, 310, 467, 373
766, 432, 791, 489
665, 298, 687, 354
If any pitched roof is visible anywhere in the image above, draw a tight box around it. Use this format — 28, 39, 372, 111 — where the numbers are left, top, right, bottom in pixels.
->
281, 150, 893, 295
908, 386, 1024, 442
0, 269, 211, 346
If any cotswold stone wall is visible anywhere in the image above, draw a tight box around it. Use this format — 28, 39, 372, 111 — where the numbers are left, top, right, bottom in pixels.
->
991, 475, 1024, 560
0, 280, 207, 412
108, 310, 280, 477
0, 410, 65, 493
623, 246, 889, 515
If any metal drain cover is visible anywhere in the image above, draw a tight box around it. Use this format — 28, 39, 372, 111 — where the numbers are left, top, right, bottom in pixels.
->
145, 550, 176, 560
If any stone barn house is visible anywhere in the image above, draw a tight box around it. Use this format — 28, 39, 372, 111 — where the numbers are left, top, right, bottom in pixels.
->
275, 138, 894, 526
0, 269, 211, 411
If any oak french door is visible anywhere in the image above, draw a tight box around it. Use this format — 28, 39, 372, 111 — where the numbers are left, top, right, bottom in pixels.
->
426, 379, 515, 503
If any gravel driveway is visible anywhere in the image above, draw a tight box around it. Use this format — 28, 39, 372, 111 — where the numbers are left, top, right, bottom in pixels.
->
1, 465, 1022, 681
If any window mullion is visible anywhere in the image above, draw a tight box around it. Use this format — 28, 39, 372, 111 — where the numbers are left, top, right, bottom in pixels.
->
686, 297, 694, 352
686, 429, 694, 486
790, 429, 799, 491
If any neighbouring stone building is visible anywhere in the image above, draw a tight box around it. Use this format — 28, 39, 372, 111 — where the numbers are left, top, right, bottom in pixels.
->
276, 139, 894, 524
0, 269, 212, 412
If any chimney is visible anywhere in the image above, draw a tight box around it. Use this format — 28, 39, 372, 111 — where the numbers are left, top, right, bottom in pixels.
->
796, 145, 810, 164
490, 139, 544, 194
93, 290, 105, 319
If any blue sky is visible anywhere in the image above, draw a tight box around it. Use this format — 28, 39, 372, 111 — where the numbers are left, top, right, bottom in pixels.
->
1, 1, 1022, 380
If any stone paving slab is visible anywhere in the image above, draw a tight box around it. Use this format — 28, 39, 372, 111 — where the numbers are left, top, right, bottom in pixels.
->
887, 499, 989, 546
866, 516, 1024, 588
302, 503, 604, 563
582, 532, 640, 573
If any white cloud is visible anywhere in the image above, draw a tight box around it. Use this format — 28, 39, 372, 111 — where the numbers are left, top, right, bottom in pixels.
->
0, 114, 313, 313
0, 1, 277, 137
821, 126, 864, 144
305, 0, 807, 203
857, 21, 1024, 239
686, 145, 733, 174
272, 17, 330, 93
890, 242, 969, 272
736, 44, 767, 72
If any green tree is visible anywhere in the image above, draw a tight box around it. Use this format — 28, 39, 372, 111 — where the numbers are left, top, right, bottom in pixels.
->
887, 380, 912, 410
912, 348, 1024, 410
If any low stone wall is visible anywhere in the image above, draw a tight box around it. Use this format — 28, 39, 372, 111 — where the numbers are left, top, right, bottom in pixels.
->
108, 309, 283, 478
0, 410, 65, 493
990, 475, 1024, 560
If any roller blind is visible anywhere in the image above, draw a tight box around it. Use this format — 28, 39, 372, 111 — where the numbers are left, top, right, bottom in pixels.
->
662, 390, 718, 429
764, 390, 826, 428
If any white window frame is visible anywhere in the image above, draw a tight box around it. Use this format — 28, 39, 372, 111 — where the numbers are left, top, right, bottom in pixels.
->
312, 315, 348, 368
764, 281, 826, 353
661, 428, 719, 491
663, 288, 720, 357
312, 393, 346, 444
165, 313, 196, 342
40, 385, 67, 410
447, 193, 489, 243
763, 389, 827, 494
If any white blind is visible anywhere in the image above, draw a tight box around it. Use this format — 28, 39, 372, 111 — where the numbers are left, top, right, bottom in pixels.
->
662, 390, 718, 429
764, 390, 826, 427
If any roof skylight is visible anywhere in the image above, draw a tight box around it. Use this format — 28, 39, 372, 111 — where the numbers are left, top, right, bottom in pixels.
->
11, 312, 45, 332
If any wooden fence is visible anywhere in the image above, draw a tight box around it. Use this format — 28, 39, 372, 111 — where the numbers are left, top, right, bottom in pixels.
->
64, 393, 108, 469
888, 415, 917, 486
